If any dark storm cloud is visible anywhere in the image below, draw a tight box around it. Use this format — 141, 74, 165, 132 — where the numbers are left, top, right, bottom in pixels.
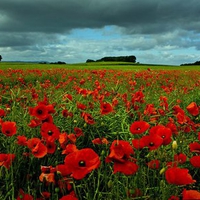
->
0, 31, 59, 50
1, 0, 200, 64
0, 0, 200, 34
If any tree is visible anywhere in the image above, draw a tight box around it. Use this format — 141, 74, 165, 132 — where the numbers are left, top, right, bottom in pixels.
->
96, 55, 136, 63
0, 55, 2, 61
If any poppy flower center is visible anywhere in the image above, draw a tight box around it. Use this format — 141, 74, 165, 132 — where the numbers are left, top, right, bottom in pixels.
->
87, 116, 92, 120
79, 160, 86, 167
44, 168, 51, 173
33, 144, 37, 148
162, 135, 165, 138
149, 142, 154, 146
103, 105, 109, 110
5, 130, 10, 134
37, 109, 43, 115
48, 130, 53, 136
136, 127, 141, 131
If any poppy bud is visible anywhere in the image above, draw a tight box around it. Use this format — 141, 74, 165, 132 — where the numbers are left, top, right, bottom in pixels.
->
172, 141, 178, 150
57, 171, 61, 175
55, 188, 60, 193
107, 180, 113, 188
159, 167, 166, 175
84, 123, 87, 127
101, 150, 105, 156
74, 120, 77, 123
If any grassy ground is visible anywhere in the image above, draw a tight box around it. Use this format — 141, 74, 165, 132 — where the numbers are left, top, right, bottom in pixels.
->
1, 61, 200, 199
0, 61, 200, 70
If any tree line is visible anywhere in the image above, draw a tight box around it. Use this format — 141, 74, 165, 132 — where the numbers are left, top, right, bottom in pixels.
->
86, 55, 136, 63
180, 61, 200, 66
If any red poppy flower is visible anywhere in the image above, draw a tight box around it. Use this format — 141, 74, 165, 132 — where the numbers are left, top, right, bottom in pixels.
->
147, 159, 160, 169
165, 167, 196, 185
173, 105, 185, 115
159, 96, 169, 111
46, 104, 56, 114
166, 161, 178, 168
158, 108, 165, 116
56, 163, 72, 177
39, 166, 56, 184
57, 176, 73, 192
174, 153, 187, 164
41, 191, 51, 199
63, 94, 73, 101
1, 121, 17, 136
131, 91, 145, 104
130, 121, 150, 134
29, 104, 49, 120
59, 133, 68, 149
16, 189, 33, 200
27, 137, 40, 149
74, 127, 84, 137
176, 112, 188, 125
182, 189, 200, 200
46, 140, 56, 154
190, 155, 200, 168
189, 142, 200, 154
81, 112, 95, 125
106, 140, 134, 163
100, 102, 113, 115
106, 140, 138, 175
0, 118, 3, 126
186, 102, 199, 116
113, 160, 139, 175
152, 126, 172, 145
60, 148, 100, 180
62, 144, 78, 155
168, 196, 179, 200
149, 124, 165, 134
62, 109, 73, 118
41, 122, 60, 141
27, 138, 47, 158
28, 118, 41, 128
76, 102, 87, 110
142, 134, 163, 151
16, 135, 27, 146
0, 109, 5, 117
42, 114, 54, 124
166, 122, 178, 136
0, 153, 15, 169
132, 138, 146, 149
67, 134, 76, 144
32, 142, 47, 158
112, 97, 119, 107
92, 137, 109, 145
59, 195, 78, 200
144, 104, 157, 116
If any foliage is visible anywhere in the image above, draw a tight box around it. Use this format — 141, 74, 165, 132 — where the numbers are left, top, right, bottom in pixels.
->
180, 60, 200, 66
95, 55, 136, 63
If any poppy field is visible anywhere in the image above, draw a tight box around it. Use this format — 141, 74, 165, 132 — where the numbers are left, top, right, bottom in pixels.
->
1, 65, 200, 199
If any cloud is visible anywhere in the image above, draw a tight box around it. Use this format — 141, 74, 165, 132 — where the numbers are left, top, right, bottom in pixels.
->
0, 0, 200, 64
0, 0, 200, 33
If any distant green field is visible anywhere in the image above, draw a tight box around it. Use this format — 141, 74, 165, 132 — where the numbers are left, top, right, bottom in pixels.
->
0, 61, 200, 70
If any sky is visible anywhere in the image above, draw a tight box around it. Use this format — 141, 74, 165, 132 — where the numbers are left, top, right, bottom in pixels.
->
0, 0, 200, 65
